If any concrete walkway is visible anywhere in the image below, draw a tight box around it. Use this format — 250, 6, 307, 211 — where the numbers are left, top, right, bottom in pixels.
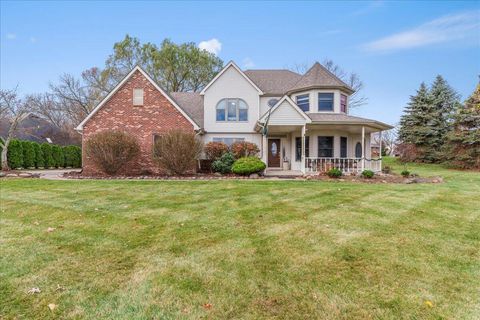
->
22, 169, 81, 180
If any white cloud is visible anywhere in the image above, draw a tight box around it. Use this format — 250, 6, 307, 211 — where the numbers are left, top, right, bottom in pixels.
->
6, 33, 16, 40
198, 38, 222, 55
242, 57, 255, 69
362, 11, 480, 52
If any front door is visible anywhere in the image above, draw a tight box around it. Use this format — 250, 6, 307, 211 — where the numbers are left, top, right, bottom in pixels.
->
268, 139, 281, 167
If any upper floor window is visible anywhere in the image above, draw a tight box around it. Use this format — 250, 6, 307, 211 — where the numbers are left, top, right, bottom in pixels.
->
212, 137, 245, 146
341, 94, 347, 113
296, 94, 310, 112
216, 99, 248, 122
318, 93, 334, 111
133, 88, 144, 106
268, 98, 279, 108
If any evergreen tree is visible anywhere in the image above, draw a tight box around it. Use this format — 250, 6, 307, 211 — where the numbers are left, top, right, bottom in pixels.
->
21, 141, 35, 168
427, 75, 460, 161
397, 83, 432, 160
32, 142, 44, 168
445, 83, 480, 169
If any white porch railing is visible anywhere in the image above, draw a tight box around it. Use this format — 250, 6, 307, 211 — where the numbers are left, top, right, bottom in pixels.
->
305, 157, 382, 174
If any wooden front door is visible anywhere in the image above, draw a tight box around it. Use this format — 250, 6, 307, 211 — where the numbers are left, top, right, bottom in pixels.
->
268, 139, 281, 167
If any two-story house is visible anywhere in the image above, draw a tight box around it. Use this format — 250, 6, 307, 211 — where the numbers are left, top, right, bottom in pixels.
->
76, 61, 392, 176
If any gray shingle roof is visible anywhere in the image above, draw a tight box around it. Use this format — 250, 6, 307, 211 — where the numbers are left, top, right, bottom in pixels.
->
307, 113, 392, 129
287, 62, 354, 94
244, 70, 302, 95
169, 92, 204, 128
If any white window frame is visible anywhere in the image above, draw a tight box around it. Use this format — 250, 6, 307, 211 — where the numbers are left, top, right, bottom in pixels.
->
133, 88, 144, 106
212, 137, 245, 146
215, 98, 248, 122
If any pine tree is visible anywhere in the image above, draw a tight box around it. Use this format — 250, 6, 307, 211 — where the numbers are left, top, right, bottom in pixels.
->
397, 83, 432, 160
444, 83, 480, 169
427, 75, 460, 162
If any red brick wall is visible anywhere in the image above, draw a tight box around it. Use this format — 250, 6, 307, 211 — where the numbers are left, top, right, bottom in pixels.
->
81, 70, 194, 175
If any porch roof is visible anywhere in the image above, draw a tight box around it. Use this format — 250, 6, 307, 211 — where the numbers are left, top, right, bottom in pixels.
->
307, 113, 393, 131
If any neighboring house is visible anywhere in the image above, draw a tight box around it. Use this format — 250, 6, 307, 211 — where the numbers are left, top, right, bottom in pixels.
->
76, 61, 392, 175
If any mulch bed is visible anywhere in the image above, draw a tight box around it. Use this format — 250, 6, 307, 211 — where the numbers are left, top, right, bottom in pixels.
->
62, 171, 443, 184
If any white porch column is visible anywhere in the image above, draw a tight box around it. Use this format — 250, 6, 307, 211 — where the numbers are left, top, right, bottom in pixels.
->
262, 134, 268, 164
301, 125, 306, 174
379, 130, 382, 159
361, 126, 365, 171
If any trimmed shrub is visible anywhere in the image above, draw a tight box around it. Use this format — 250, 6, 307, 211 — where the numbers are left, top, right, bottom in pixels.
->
361, 170, 374, 179
86, 130, 140, 175
232, 157, 266, 175
327, 168, 342, 178
63, 145, 79, 167
72, 146, 82, 167
51, 145, 64, 168
41, 143, 55, 168
212, 152, 235, 174
153, 129, 203, 175
21, 141, 35, 168
230, 141, 260, 159
204, 141, 229, 160
7, 139, 23, 169
401, 170, 410, 177
32, 142, 44, 168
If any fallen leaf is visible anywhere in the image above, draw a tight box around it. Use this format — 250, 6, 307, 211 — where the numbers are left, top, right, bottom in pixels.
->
48, 303, 57, 311
47, 227, 56, 233
27, 287, 41, 294
202, 303, 212, 310
424, 300, 433, 308
33, 221, 40, 226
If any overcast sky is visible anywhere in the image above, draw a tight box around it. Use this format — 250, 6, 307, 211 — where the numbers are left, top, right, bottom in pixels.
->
1, 0, 479, 125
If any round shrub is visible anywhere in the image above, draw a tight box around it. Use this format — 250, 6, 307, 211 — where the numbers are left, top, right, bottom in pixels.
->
41, 143, 55, 168
327, 168, 342, 178
86, 130, 140, 175
401, 170, 410, 177
32, 142, 44, 168
204, 141, 229, 160
361, 170, 374, 179
7, 139, 23, 169
230, 141, 259, 159
212, 152, 235, 174
232, 157, 266, 175
22, 141, 35, 168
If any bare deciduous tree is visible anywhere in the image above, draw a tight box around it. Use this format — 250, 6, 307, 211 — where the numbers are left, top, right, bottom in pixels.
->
0, 88, 31, 170
372, 127, 398, 156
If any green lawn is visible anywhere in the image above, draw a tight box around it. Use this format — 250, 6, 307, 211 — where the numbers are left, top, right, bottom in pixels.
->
1, 159, 479, 319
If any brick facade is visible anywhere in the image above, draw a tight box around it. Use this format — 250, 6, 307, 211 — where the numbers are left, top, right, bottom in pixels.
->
81, 70, 195, 175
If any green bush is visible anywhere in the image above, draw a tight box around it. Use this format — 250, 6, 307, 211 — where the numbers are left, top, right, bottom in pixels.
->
7, 139, 23, 169
361, 170, 375, 179
401, 170, 410, 177
231, 157, 266, 175
212, 152, 235, 174
327, 168, 342, 178
41, 143, 55, 168
22, 141, 35, 168
32, 142, 44, 168
51, 145, 64, 168
72, 146, 82, 168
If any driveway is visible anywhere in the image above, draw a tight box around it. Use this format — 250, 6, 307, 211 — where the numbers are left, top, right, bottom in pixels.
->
22, 169, 81, 180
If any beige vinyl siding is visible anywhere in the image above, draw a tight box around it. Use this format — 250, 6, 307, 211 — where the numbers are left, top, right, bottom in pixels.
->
268, 100, 307, 125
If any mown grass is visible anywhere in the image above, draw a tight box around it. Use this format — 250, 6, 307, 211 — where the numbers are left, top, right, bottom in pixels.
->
1, 158, 479, 319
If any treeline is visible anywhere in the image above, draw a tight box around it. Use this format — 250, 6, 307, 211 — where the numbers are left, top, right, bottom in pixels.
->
0, 139, 81, 170
397, 76, 479, 169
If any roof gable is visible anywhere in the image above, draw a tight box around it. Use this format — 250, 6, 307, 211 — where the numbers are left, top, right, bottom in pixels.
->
287, 62, 354, 94
75, 66, 200, 131
200, 61, 264, 95
259, 95, 311, 124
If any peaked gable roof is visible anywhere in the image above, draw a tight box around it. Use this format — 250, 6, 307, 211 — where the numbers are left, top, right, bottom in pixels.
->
169, 92, 204, 128
259, 95, 311, 123
200, 61, 264, 95
287, 62, 354, 94
75, 65, 200, 131
243, 70, 302, 95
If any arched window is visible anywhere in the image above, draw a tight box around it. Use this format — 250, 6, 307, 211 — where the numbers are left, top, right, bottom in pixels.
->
355, 142, 362, 158
216, 99, 248, 122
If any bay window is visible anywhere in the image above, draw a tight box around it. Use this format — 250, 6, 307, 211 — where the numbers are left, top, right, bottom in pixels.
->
318, 93, 334, 111
318, 136, 334, 157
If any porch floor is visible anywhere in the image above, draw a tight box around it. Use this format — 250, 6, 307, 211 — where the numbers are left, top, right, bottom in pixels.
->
264, 169, 303, 177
